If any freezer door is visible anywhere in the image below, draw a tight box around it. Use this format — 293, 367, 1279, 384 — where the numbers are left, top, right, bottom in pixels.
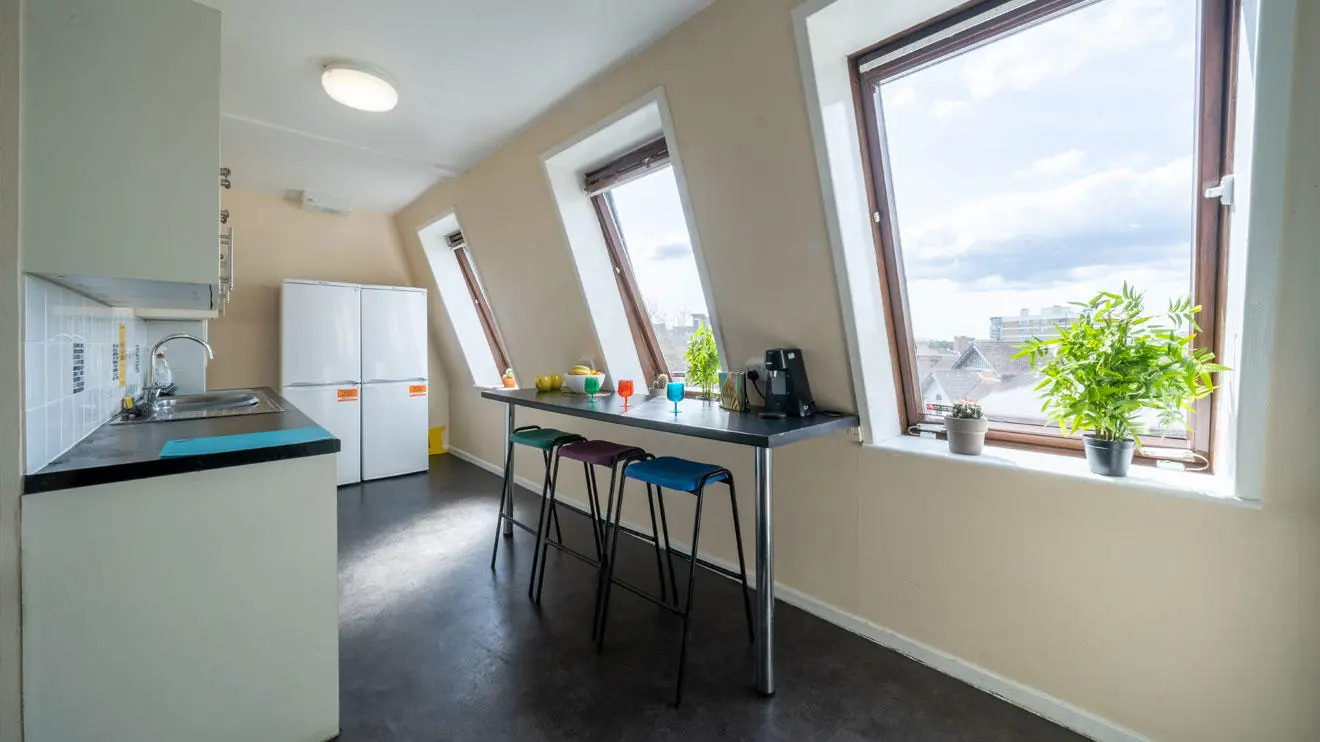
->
362, 380, 428, 480
281, 384, 362, 485
361, 286, 427, 382
281, 281, 362, 386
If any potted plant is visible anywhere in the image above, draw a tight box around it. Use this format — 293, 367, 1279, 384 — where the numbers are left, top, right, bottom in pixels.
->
683, 323, 721, 400
944, 399, 988, 455
1014, 285, 1227, 477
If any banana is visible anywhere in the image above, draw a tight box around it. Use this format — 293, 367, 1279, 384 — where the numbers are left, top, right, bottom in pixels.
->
569, 365, 593, 376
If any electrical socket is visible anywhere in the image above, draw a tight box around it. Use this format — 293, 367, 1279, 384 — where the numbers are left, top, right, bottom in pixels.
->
745, 356, 766, 381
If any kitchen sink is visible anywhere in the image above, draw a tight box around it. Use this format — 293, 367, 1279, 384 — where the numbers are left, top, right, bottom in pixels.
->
112, 388, 284, 424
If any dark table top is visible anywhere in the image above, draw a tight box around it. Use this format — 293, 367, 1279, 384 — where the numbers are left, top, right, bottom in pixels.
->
480, 389, 858, 448
24, 387, 341, 494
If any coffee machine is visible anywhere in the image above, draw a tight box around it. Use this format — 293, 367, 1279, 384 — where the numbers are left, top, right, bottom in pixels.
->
761, 348, 817, 418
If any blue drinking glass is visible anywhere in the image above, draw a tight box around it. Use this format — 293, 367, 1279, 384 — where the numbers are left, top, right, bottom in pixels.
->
666, 381, 685, 415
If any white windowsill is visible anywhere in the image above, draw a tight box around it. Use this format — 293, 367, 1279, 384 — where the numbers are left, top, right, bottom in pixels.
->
867, 434, 1257, 509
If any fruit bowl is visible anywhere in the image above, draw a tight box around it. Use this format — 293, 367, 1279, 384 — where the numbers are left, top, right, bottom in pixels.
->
561, 373, 607, 394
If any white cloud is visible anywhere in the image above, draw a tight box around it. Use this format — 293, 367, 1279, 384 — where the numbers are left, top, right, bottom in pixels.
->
1019, 149, 1087, 178
960, 0, 1178, 100
930, 98, 970, 118
904, 155, 1193, 264
883, 81, 917, 109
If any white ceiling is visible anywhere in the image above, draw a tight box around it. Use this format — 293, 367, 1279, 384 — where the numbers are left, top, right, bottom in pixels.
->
203, 0, 713, 213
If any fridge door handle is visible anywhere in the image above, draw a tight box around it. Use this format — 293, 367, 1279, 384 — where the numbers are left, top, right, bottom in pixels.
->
364, 378, 427, 384
285, 381, 360, 387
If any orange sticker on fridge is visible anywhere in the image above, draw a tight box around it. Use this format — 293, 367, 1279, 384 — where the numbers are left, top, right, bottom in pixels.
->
337, 388, 359, 402
409, 384, 427, 397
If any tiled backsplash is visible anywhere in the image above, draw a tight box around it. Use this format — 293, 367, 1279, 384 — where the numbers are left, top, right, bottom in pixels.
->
24, 275, 148, 473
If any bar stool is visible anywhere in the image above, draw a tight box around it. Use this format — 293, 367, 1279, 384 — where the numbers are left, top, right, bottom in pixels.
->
596, 455, 754, 706
531, 440, 673, 624
489, 425, 585, 588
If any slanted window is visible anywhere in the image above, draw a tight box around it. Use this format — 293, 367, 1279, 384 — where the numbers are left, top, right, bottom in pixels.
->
448, 231, 511, 376
853, 0, 1240, 460
586, 139, 719, 384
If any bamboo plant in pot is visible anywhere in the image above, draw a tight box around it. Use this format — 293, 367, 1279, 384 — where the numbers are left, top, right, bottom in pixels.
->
943, 399, 988, 455
1013, 285, 1227, 477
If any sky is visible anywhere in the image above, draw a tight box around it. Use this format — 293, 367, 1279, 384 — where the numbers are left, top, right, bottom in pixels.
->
607, 166, 710, 329
878, 0, 1199, 341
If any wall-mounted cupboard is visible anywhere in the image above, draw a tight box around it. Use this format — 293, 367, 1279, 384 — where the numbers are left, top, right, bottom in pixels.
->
21, 0, 225, 314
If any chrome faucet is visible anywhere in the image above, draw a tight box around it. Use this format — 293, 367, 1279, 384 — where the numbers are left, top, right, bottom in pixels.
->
143, 334, 214, 405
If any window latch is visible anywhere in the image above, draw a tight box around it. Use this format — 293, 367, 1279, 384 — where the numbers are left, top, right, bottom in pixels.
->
1204, 173, 1235, 206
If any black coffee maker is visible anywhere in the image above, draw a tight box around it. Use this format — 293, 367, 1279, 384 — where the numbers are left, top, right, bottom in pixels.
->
761, 348, 817, 418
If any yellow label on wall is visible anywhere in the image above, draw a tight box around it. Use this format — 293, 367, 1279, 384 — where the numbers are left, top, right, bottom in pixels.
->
117, 323, 127, 388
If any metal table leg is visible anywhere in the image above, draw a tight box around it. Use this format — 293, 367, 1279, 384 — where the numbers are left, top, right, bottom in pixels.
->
754, 446, 774, 696
503, 404, 515, 536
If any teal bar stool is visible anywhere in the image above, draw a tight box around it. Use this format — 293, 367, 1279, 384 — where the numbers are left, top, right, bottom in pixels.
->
595, 454, 754, 706
489, 425, 585, 591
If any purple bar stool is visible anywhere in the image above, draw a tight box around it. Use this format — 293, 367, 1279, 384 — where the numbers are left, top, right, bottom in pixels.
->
531, 440, 674, 629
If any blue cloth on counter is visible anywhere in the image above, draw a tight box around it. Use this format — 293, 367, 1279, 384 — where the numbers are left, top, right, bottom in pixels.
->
159, 426, 333, 458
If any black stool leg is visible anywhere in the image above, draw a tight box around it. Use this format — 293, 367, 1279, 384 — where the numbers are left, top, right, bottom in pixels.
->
532, 451, 567, 603
673, 485, 707, 707
595, 474, 629, 653
645, 484, 668, 603
527, 449, 562, 601
655, 485, 678, 601
727, 476, 754, 643
489, 437, 516, 570
584, 463, 603, 561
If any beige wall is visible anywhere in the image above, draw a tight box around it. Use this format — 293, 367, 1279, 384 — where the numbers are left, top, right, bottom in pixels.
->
209, 189, 448, 428
395, 1, 1319, 740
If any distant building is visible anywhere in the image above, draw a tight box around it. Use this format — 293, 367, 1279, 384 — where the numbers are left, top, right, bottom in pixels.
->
989, 306, 1078, 341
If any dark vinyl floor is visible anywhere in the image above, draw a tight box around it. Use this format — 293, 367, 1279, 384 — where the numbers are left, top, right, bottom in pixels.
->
336, 455, 1085, 742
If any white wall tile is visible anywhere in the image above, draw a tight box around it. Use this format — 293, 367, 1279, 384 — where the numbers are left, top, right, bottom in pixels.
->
25, 404, 47, 473
22, 275, 154, 472
24, 276, 45, 343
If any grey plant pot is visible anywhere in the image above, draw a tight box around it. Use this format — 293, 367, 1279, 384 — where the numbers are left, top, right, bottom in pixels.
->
1082, 434, 1135, 477
944, 416, 988, 455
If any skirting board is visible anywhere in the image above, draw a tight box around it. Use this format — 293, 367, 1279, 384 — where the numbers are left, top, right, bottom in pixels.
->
446, 446, 1146, 742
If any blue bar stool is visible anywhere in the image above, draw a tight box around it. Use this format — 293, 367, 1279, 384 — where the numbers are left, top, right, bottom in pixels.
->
490, 425, 585, 588
596, 454, 754, 706
531, 440, 673, 620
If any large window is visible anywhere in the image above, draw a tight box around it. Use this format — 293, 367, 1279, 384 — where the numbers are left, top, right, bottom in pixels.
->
854, 0, 1239, 460
448, 230, 511, 377
587, 139, 718, 384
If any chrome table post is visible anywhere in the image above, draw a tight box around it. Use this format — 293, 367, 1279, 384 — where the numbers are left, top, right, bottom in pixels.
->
503, 403, 516, 536
754, 446, 774, 696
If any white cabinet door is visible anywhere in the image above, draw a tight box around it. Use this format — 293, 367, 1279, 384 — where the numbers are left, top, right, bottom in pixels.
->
23, 0, 221, 291
281, 282, 361, 386
361, 287, 428, 382
362, 381, 428, 480
281, 385, 361, 485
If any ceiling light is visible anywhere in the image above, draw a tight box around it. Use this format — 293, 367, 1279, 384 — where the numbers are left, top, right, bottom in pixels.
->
320, 63, 398, 113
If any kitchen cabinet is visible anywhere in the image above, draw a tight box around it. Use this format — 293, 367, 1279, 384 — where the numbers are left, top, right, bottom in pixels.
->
22, 0, 223, 312
22, 456, 340, 742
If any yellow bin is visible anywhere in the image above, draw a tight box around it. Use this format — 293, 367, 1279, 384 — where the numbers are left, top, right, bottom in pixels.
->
428, 426, 447, 455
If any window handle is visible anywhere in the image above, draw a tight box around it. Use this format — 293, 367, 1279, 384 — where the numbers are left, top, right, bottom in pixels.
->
1204, 174, 1235, 206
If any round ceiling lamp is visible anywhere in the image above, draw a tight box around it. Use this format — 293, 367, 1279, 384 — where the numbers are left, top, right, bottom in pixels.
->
320, 62, 398, 113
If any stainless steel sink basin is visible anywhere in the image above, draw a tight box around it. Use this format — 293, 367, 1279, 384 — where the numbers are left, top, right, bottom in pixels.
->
112, 388, 284, 424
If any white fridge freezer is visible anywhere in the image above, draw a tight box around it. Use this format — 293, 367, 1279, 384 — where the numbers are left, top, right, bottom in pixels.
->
361, 285, 428, 480
281, 280, 363, 485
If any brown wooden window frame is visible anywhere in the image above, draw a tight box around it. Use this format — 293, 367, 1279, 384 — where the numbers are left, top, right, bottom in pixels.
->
851, 0, 1240, 466
448, 231, 512, 376
585, 138, 678, 385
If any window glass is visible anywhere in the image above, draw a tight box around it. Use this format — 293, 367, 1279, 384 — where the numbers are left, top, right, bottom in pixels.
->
876, 0, 1198, 434
606, 166, 715, 377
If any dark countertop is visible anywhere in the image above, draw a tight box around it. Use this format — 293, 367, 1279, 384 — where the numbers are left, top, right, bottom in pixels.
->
24, 387, 341, 494
480, 389, 858, 448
